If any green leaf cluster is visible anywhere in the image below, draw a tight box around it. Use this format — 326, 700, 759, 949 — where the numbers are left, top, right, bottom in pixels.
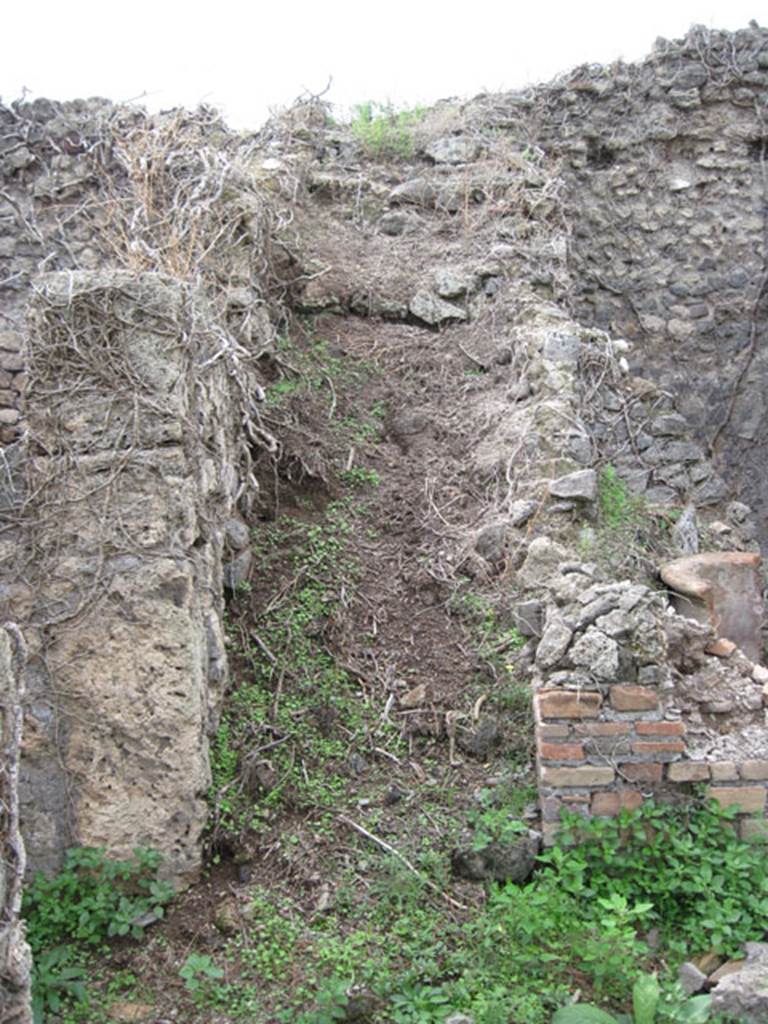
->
23, 846, 174, 1022
544, 799, 768, 957
552, 971, 711, 1023
350, 101, 425, 159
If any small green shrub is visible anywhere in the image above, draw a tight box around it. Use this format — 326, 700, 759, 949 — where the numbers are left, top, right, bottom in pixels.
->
24, 846, 174, 951
23, 847, 174, 1022
599, 465, 642, 529
31, 947, 88, 1024
552, 971, 711, 1024
584, 465, 682, 579
210, 499, 375, 839
541, 799, 768, 957
180, 952, 225, 997
350, 101, 425, 159
468, 789, 528, 850
339, 465, 380, 488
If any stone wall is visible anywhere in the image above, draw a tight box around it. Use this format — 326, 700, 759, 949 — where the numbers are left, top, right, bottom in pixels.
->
0, 100, 278, 881
529, 24, 768, 540
8, 271, 235, 881
0, 625, 32, 1023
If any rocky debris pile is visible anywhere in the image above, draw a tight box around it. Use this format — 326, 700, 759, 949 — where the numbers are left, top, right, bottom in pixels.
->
0, 98, 279, 445
514, 536, 768, 837
678, 941, 768, 1024
451, 828, 541, 884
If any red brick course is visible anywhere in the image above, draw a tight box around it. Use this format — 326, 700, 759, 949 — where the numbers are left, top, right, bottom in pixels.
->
538, 742, 585, 761
635, 721, 686, 736
610, 685, 659, 711
632, 740, 686, 755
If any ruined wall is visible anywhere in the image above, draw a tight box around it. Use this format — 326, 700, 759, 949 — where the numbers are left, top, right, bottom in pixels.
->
0, 100, 280, 880
525, 24, 768, 536
3, 28, 768, 881
11, 271, 233, 880
0, 625, 32, 1023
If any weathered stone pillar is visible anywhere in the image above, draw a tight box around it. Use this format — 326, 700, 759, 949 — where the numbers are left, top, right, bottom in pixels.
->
12, 270, 235, 882
0, 624, 33, 1024
660, 552, 763, 663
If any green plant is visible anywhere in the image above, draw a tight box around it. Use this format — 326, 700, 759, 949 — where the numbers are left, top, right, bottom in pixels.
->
468, 789, 528, 849
24, 847, 174, 950
552, 971, 711, 1024
339, 465, 380, 488
350, 101, 425, 159
338, 414, 382, 444
31, 947, 88, 1024
579, 894, 654, 998
541, 799, 768, 957
179, 952, 225, 997
300, 978, 351, 1023
599, 465, 641, 529
209, 499, 381, 840
587, 466, 689, 580
23, 847, 174, 1022
390, 981, 453, 1022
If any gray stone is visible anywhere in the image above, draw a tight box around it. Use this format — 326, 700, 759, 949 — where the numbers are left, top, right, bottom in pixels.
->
543, 333, 581, 365
569, 628, 619, 680
595, 608, 634, 639
445, 1015, 476, 1024
567, 432, 593, 465
585, 733, 633, 757
518, 537, 569, 589
669, 88, 701, 109
425, 136, 481, 164
451, 829, 540, 883
536, 608, 573, 669
3, 146, 35, 171
678, 961, 708, 995
434, 268, 477, 299
664, 442, 702, 463
409, 290, 467, 326
225, 518, 250, 551
508, 500, 538, 527
514, 600, 544, 638
507, 380, 532, 402
575, 594, 620, 631
727, 501, 752, 524
458, 716, 501, 759
548, 469, 597, 502
672, 505, 699, 555
651, 413, 688, 436
224, 547, 252, 591
711, 942, 768, 1023
389, 178, 436, 207
475, 525, 507, 563
379, 210, 422, 236
436, 186, 463, 212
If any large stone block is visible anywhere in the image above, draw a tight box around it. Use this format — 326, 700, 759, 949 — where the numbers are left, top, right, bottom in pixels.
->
707, 786, 767, 814
541, 765, 615, 787
660, 552, 763, 662
537, 690, 602, 719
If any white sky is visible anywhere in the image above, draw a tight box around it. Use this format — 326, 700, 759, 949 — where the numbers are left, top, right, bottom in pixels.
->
2, 1, 765, 130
